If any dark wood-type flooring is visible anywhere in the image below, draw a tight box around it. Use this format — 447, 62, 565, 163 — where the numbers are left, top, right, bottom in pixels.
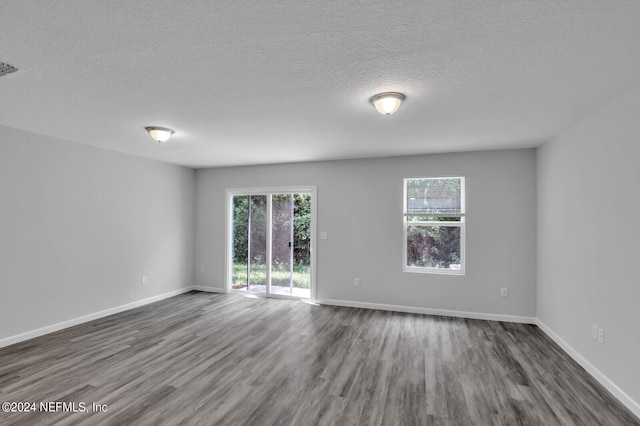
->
0, 291, 638, 425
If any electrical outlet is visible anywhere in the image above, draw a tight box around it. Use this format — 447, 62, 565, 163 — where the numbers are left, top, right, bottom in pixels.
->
592, 324, 598, 339
500, 288, 508, 297
141, 275, 148, 285
354, 278, 361, 287
200, 266, 205, 273
320, 232, 328, 240
598, 328, 604, 344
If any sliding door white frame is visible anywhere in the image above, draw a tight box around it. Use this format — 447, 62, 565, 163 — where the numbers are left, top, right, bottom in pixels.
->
224, 186, 317, 301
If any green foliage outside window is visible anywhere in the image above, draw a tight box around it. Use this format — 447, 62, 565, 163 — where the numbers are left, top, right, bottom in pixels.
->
232, 194, 311, 266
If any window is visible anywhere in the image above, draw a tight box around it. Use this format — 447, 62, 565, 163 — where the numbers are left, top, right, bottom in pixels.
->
403, 177, 465, 274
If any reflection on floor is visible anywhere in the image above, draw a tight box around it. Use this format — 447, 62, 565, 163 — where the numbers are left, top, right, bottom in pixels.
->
232, 284, 310, 298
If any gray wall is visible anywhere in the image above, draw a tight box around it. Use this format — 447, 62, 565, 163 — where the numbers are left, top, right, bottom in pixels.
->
0, 126, 195, 341
537, 85, 640, 405
196, 149, 537, 318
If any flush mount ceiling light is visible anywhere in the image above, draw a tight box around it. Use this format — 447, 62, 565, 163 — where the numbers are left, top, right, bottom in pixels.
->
145, 126, 174, 143
370, 92, 405, 116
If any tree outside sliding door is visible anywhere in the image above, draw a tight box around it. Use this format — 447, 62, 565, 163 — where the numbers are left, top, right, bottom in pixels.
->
228, 188, 315, 299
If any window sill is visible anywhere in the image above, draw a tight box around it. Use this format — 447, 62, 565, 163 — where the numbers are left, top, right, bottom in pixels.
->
404, 266, 465, 276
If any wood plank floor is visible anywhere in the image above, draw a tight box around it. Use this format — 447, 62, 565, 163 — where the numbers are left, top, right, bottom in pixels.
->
0, 291, 637, 425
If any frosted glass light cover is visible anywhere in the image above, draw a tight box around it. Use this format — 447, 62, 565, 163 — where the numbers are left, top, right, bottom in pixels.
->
145, 127, 174, 142
371, 92, 405, 115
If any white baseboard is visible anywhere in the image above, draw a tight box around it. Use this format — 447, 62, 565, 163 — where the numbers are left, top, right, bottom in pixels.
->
536, 319, 640, 419
192, 286, 227, 293
315, 298, 536, 324
0, 287, 195, 349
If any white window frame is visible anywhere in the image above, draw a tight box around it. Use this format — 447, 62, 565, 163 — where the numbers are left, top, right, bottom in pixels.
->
403, 176, 465, 275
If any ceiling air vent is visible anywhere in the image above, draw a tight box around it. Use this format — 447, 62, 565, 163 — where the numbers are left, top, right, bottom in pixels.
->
0, 62, 19, 77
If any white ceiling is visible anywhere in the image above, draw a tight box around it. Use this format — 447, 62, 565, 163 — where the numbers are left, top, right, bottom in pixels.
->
1, 1, 640, 169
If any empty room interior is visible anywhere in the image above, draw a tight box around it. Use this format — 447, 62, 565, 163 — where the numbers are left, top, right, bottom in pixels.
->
1, 1, 639, 425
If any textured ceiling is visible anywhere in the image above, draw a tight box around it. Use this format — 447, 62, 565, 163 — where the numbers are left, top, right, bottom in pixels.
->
1, 1, 640, 168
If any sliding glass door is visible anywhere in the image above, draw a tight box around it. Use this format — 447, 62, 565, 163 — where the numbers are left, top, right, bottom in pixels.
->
227, 187, 315, 299
270, 194, 311, 297
231, 195, 267, 294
